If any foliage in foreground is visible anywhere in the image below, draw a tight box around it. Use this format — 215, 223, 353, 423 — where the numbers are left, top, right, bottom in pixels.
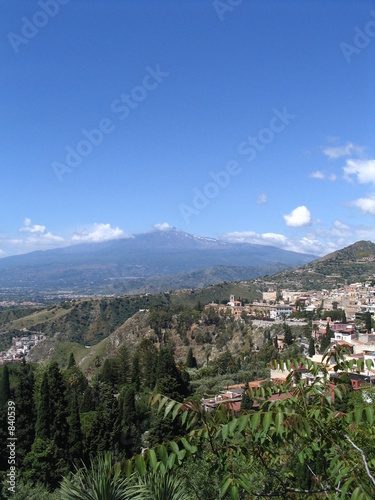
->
127, 347, 375, 499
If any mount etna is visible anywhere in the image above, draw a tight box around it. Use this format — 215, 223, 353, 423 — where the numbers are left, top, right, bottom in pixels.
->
0, 228, 316, 297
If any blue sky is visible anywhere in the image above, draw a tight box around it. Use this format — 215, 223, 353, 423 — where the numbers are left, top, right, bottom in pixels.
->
1, 0, 375, 257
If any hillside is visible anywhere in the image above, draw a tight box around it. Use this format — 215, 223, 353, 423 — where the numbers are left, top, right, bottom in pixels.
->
0, 282, 261, 349
260, 240, 375, 290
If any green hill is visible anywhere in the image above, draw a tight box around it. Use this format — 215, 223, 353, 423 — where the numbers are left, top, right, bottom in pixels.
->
260, 240, 375, 291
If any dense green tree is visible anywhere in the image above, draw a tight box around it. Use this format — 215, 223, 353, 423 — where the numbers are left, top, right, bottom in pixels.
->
256, 343, 279, 363
87, 384, 120, 455
156, 347, 190, 400
24, 438, 65, 489
283, 323, 293, 345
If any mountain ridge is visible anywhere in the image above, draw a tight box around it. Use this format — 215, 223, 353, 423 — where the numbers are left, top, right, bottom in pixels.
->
0, 228, 316, 297
260, 240, 375, 290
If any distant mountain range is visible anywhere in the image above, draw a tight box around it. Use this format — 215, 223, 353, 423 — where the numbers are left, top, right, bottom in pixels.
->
0, 228, 316, 297
263, 240, 375, 290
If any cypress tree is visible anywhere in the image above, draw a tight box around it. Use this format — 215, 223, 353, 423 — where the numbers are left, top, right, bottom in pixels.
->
273, 335, 278, 350
68, 391, 83, 462
365, 311, 372, 332
67, 352, 76, 368
186, 348, 197, 368
283, 324, 293, 345
308, 337, 315, 357
241, 384, 253, 411
120, 385, 138, 457
131, 352, 141, 392
47, 362, 69, 457
137, 339, 158, 389
88, 384, 120, 455
35, 372, 50, 440
15, 360, 36, 466
117, 344, 130, 386
80, 385, 95, 413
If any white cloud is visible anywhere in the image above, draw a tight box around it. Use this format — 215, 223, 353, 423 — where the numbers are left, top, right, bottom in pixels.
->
310, 170, 325, 179
283, 206, 312, 227
17, 218, 65, 248
256, 193, 267, 205
72, 223, 125, 243
310, 171, 336, 181
20, 218, 47, 234
222, 231, 287, 247
153, 222, 173, 231
323, 142, 364, 160
221, 230, 327, 255
343, 159, 375, 185
351, 194, 375, 216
